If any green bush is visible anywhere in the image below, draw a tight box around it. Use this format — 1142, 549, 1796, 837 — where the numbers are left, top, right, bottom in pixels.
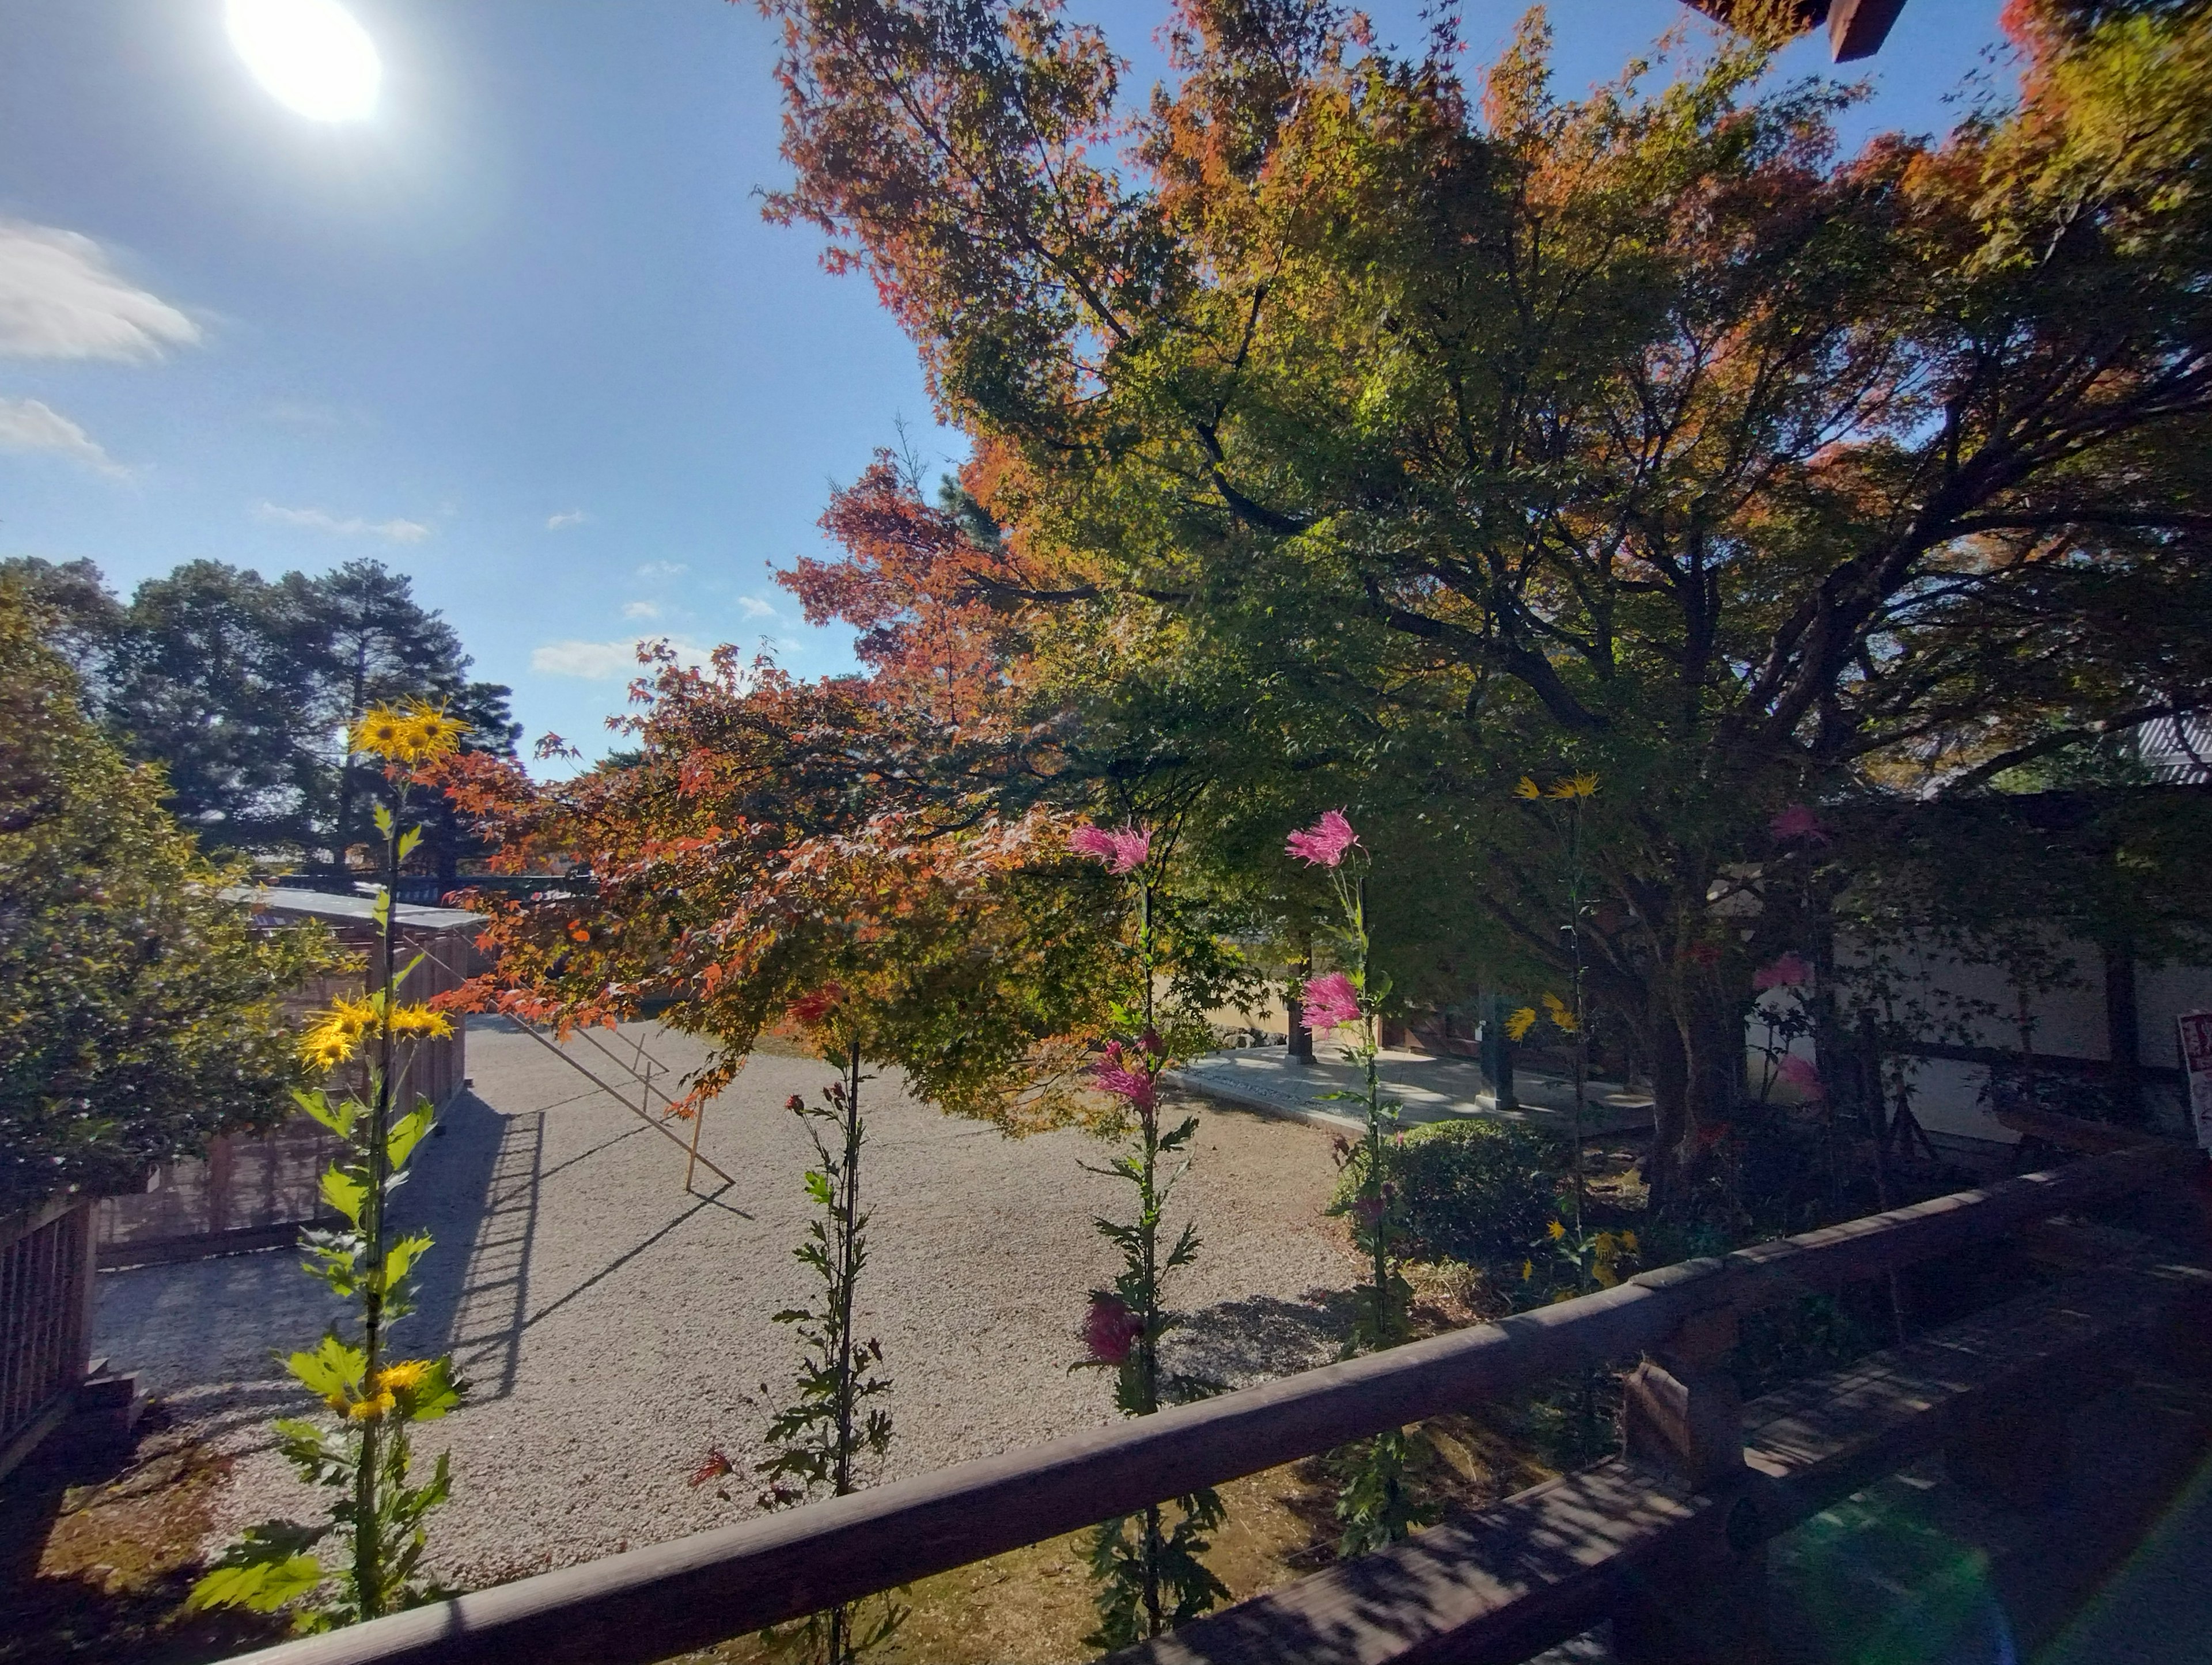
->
1328, 1118, 1560, 1269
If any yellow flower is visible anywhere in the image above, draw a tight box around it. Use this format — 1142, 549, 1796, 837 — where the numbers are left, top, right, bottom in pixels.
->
350, 704, 410, 758
1541, 991, 1580, 1034
343, 1389, 396, 1421
377, 1360, 431, 1393
397, 702, 468, 764
1548, 771, 1601, 800
1621, 1230, 1639, 1254
1593, 1262, 1620, 1289
1514, 776, 1543, 799
349, 700, 468, 765
1521, 1258, 1533, 1282
300, 1027, 356, 1070
388, 1003, 454, 1041
1505, 1006, 1538, 1042
1546, 1219, 1566, 1241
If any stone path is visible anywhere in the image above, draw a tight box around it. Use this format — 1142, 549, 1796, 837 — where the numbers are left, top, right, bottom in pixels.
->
1168, 1044, 1654, 1141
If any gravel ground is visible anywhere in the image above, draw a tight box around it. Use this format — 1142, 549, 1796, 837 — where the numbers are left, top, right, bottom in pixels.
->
94, 1019, 1361, 1587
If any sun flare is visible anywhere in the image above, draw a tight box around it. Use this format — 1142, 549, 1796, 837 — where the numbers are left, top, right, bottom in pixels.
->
226, 0, 381, 122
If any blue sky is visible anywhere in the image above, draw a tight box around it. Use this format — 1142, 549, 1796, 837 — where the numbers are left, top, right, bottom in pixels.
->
0, 0, 2009, 764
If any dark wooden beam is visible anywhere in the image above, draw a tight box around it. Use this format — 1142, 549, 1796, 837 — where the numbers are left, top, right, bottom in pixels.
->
1679, 0, 1910, 60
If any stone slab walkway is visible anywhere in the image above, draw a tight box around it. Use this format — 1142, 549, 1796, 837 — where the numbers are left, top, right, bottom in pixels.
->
1167, 1044, 1654, 1141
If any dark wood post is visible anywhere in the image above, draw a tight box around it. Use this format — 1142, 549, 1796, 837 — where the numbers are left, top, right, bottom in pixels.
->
1615, 1304, 1770, 1665
1287, 934, 1315, 1064
2104, 937, 2142, 1125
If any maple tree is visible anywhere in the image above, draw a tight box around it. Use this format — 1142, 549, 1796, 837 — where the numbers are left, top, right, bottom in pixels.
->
440, 648, 1122, 1131
754, 0, 2212, 1209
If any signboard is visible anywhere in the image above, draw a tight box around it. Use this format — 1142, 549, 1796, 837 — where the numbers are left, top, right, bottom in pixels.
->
2179, 1011, 2212, 1152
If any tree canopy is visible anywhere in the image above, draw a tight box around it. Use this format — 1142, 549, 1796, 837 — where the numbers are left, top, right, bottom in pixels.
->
2, 555, 518, 868
0, 583, 328, 1215
753, 0, 2212, 1203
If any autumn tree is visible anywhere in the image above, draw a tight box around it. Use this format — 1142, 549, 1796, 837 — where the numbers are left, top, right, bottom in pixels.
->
753, 0, 2212, 1208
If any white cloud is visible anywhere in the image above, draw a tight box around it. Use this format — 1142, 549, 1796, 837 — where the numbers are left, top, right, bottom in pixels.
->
635, 560, 688, 578
0, 219, 200, 361
736, 596, 778, 620
622, 600, 660, 620
0, 397, 129, 478
531, 636, 714, 680
256, 502, 431, 543
547, 509, 588, 530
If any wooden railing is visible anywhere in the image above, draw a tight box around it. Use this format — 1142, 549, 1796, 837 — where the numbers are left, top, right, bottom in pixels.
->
229, 1142, 2196, 1665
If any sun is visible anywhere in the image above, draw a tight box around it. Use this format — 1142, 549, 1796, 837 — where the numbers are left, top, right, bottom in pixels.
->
226, 0, 382, 123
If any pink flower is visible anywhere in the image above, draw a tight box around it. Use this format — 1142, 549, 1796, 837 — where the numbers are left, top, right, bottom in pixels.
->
1083, 1293, 1143, 1364
1776, 1055, 1824, 1099
1300, 971, 1362, 1031
1770, 805, 1830, 845
1286, 810, 1361, 868
1752, 953, 1811, 992
1071, 822, 1152, 875
1092, 1041, 1156, 1109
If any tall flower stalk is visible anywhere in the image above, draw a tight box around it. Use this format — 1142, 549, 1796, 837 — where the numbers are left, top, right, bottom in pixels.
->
191, 701, 468, 1629
717, 992, 900, 1665
1069, 822, 1226, 1648
1287, 811, 1429, 1555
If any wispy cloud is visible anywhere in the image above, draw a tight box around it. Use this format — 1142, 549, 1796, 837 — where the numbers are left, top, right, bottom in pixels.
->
531, 636, 714, 680
0, 219, 199, 362
736, 596, 778, 620
622, 600, 660, 620
635, 560, 688, 579
256, 502, 432, 543
0, 397, 130, 479
547, 509, 589, 530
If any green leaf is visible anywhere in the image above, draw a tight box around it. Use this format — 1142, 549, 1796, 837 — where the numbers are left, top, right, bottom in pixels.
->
286, 1334, 365, 1402
377, 1231, 433, 1298
187, 1520, 329, 1614
802, 1170, 833, 1207
385, 1102, 435, 1170
394, 1357, 464, 1423
397, 825, 422, 861
188, 1554, 327, 1615
373, 889, 392, 926
320, 1166, 367, 1227
294, 1088, 359, 1140
373, 804, 394, 836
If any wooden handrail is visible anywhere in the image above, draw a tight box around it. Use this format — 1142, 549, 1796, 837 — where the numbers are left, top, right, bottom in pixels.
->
227, 1141, 2194, 1665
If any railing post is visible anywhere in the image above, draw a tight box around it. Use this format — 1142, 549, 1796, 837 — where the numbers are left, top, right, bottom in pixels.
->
1613, 1302, 1771, 1665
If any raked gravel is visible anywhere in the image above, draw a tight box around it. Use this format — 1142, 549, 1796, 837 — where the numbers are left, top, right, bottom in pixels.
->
94, 1019, 1362, 1588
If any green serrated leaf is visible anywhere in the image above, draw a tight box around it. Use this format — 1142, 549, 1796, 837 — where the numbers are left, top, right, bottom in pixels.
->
320, 1166, 367, 1227
188, 1552, 327, 1615
397, 825, 422, 861
286, 1334, 364, 1402
294, 1089, 359, 1140
373, 804, 395, 836
802, 1171, 833, 1207
377, 1231, 433, 1298
385, 1103, 434, 1170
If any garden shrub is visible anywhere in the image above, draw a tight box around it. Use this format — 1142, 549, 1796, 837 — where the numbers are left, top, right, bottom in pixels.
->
1330, 1118, 1560, 1270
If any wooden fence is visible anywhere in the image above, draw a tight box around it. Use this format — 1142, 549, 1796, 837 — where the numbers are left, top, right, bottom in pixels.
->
223, 1139, 2200, 1665
96, 911, 476, 1268
0, 1196, 94, 1481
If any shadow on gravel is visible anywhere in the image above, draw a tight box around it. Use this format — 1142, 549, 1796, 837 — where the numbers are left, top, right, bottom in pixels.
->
1171, 1291, 1356, 1388
403, 1091, 539, 1402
